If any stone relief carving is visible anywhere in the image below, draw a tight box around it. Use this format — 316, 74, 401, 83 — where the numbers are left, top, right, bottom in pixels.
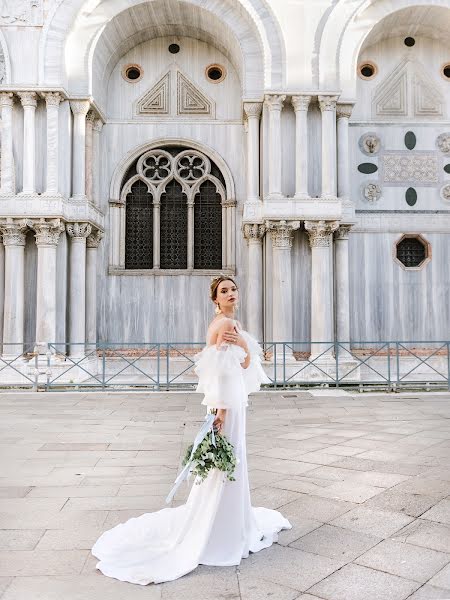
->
362, 183, 382, 203
177, 72, 213, 116
0, 0, 43, 26
265, 220, 300, 248
136, 72, 170, 115
440, 184, 450, 203
436, 133, 450, 155
359, 133, 381, 156
304, 220, 339, 248
383, 154, 438, 184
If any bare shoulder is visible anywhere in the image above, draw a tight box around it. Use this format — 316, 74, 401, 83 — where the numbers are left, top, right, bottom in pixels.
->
207, 316, 235, 346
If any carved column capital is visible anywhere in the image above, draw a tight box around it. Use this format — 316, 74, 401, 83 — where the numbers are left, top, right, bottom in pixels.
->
86, 110, 96, 124
336, 103, 354, 120
28, 218, 65, 246
291, 95, 312, 112
243, 102, 263, 119
69, 100, 91, 116
93, 118, 103, 132
0, 219, 28, 246
305, 220, 339, 248
66, 222, 92, 239
243, 223, 266, 243
18, 91, 37, 108
335, 224, 353, 241
265, 220, 300, 249
318, 95, 339, 112
42, 92, 63, 107
87, 229, 104, 248
0, 92, 14, 107
264, 94, 286, 112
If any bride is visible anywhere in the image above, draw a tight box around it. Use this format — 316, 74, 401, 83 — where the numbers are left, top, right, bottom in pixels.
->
91, 275, 292, 585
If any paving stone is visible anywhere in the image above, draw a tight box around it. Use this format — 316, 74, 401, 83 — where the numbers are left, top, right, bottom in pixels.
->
236, 572, 300, 600
363, 489, 439, 517
0, 550, 89, 576
277, 517, 323, 546
290, 524, 381, 561
0, 487, 32, 498
392, 478, 450, 499
421, 499, 450, 526
160, 565, 239, 599
249, 486, 303, 510
427, 562, 450, 590
0, 529, 44, 550
329, 506, 414, 537
391, 520, 450, 553
281, 494, 353, 524
308, 563, 421, 600
306, 480, 385, 503
407, 584, 450, 599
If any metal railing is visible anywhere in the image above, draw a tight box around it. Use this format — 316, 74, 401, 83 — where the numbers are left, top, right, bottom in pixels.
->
0, 340, 448, 391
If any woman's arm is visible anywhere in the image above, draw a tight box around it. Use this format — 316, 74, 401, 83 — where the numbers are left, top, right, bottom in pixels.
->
216, 320, 250, 369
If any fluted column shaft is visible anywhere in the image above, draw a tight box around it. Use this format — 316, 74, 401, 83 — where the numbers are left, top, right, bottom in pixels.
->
30, 219, 64, 345
18, 92, 37, 195
243, 224, 265, 341
86, 230, 103, 349
305, 220, 339, 358
291, 95, 311, 198
265, 95, 286, 199
0, 93, 14, 196
319, 96, 339, 198
67, 222, 91, 356
243, 102, 263, 202
0, 220, 27, 356
336, 104, 353, 199
335, 225, 352, 349
42, 92, 62, 196
70, 101, 90, 199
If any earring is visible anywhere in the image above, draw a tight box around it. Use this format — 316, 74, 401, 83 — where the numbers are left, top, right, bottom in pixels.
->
215, 303, 221, 315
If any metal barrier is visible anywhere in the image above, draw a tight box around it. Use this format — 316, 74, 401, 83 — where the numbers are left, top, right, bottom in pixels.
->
0, 341, 448, 391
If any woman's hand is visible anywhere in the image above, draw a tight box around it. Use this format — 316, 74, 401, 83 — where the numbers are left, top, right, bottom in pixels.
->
213, 409, 226, 433
222, 328, 249, 354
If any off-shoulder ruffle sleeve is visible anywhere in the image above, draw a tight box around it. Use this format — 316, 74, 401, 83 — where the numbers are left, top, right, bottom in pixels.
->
193, 343, 247, 410
240, 331, 272, 394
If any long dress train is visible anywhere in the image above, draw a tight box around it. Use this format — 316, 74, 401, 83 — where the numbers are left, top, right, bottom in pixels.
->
91, 321, 292, 585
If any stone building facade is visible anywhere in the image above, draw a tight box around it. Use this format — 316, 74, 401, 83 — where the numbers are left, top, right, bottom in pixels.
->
0, 0, 449, 358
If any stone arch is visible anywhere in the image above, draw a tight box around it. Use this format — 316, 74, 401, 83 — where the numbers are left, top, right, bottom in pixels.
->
39, 0, 285, 96
318, 0, 450, 97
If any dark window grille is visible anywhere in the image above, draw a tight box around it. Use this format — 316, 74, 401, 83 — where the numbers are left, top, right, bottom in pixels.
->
396, 237, 426, 268
194, 180, 222, 269
125, 180, 153, 269
160, 180, 188, 269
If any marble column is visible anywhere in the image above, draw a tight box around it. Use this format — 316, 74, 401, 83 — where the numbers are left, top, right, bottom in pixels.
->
305, 220, 339, 359
86, 229, 103, 350
42, 92, 63, 196
92, 118, 103, 206
67, 222, 91, 356
0, 93, 14, 196
265, 94, 286, 199
243, 223, 265, 342
69, 100, 90, 200
334, 225, 352, 353
109, 202, 124, 268
0, 235, 4, 352
318, 95, 339, 198
85, 110, 95, 202
30, 218, 64, 347
18, 92, 37, 195
291, 95, 311, 199
266, 220, 300, 360
187, 199, 194, 269
0, 219, 28, 357
243, 102, 263, 203
336, 103, 354, 199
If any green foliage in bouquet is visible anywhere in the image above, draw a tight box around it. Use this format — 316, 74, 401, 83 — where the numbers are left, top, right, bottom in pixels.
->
182, 431, 237, 484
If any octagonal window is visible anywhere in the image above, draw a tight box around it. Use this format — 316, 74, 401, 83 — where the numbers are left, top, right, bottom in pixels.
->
395, 235, 430, 269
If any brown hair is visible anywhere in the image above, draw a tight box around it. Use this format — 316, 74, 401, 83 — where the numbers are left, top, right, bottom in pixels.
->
210, 274, 238, 303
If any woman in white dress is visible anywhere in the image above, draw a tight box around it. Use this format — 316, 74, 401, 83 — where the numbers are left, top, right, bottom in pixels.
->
91, 275, 292, 585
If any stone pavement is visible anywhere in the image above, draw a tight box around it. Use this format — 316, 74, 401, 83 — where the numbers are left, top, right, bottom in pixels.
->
0, 389, 449, 600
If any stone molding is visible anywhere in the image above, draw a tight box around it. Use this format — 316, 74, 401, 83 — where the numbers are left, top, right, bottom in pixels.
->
28, 218, 65, 247
66, 222, 92, 239
0, 218, 28, 246
305, 220, 339, 247
243, 101, 263, 119
291, 95, 311, 112
265, 220, 300, 248
243, 223, 266, 242
318, 95, 338, 112
17, 91, 37, 108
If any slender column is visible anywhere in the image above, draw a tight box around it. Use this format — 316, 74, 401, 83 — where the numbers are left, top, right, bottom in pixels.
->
66, 222, 91, 356
109, 202, 123, 268
153, 199, 160, 269
187, 199, 194, 268
18, 92, 37, 195
86, 229, 103, 350
243, 102, 263, 202
92, 119, 103, 206
29, 218, 64, 346
85, 110, 95, 202
318, 95, 339, 198
334, 225, 352, 352
243, 223, 265, 342
0, 93, 14, 196
266, 220, 300, 360
291, 95, 311, 199
305, 220, 339, 359
265, 94, 286, 199
0, 235, 4, 352
336, 103, 354, 199
69, 100, 90, 200
0, 219, 28, 357
42, 92, 63, 196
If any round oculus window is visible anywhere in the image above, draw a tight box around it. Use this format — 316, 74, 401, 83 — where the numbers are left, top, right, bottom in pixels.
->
358, 62, 377, 80
442, 64, 450, 80
404, 37, 416, 47
205, 64, 226, 83
122, 64, 143, 83
168, 44, 180, 54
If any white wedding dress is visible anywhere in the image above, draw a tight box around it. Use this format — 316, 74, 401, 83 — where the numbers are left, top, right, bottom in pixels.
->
91, 321, 292, 585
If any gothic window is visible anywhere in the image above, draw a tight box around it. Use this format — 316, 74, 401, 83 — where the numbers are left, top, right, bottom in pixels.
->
119, 146, 229, 272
